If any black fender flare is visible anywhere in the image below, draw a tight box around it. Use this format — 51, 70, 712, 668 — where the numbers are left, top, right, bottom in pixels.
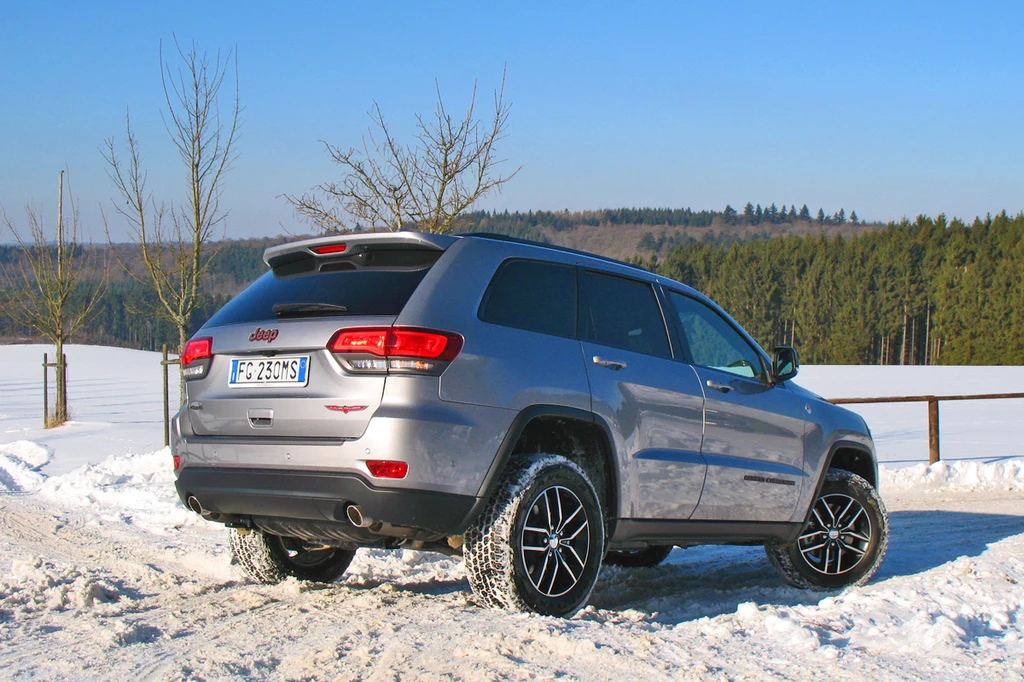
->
800, 439, 878, 525
472, 404, 621, 521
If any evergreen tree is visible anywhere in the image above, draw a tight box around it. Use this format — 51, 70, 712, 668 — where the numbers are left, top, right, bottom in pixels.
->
723, 204, 738, 224
799, 204, 811, 221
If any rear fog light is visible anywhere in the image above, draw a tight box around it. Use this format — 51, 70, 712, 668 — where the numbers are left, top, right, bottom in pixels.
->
366, 460, 409, 479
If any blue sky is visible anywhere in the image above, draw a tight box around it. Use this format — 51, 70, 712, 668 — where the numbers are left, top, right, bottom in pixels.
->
2, 2, 1022, 241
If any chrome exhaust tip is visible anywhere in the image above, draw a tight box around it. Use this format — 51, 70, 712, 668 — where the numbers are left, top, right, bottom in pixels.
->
186, 495, 205, 515
346, 504, 374, 528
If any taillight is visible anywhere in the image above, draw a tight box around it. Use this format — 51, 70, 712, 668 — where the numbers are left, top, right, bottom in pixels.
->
181, 336, 213, 379
366, 460, 408, 479
388, 328, 461, 360
310, 243, 347, 255
329, 327, 389, 356
328, 326, 463, 374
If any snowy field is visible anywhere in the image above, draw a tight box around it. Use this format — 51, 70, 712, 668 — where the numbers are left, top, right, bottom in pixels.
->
1, 344, 1023, 681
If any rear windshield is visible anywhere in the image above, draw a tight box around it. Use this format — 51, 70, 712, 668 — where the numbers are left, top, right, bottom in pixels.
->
204, 251, 438, 326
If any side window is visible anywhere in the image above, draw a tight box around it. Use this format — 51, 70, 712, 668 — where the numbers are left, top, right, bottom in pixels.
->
579, 270, 672, 359
668, 291, 764, 379
479, 259, 576, 338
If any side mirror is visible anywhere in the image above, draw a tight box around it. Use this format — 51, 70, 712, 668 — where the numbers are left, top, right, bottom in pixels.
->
771, 346, 799, 383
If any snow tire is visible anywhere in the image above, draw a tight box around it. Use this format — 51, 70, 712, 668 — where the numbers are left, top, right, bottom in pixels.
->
464, 454, 605, 617
604, 545, 674, 568
766, 468, 889, 590
230, 529, 355, 584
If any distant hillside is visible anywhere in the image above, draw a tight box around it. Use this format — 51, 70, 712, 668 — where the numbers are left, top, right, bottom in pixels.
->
452, 206, 885, 260
0, 204, 896, 354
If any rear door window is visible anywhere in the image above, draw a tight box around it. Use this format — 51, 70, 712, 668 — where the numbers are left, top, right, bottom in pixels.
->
578, 270, 672, 359
478, 259, 577, 338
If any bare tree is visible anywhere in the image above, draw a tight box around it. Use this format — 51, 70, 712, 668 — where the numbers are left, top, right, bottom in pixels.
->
287, 68, 518, 234
1, 171, 107, 426
103, 38, 241, 358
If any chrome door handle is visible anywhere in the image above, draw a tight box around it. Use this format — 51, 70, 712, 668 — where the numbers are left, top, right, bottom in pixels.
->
706, 379, 732, 393
593, 356, 627, 371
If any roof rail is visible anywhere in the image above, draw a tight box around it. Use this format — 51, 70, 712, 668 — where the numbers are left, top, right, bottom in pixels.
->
458, 232, 646, 273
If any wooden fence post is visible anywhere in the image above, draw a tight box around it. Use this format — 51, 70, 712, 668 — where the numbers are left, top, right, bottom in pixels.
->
42, 352, 48, 427
162, 344, 170, 447
927, 397, 940, 464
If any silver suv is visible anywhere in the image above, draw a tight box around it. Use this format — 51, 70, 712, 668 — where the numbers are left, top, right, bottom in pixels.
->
173, 232, 888, 616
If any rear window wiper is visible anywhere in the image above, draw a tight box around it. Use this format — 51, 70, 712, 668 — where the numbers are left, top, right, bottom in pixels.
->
272, 302, 348, 317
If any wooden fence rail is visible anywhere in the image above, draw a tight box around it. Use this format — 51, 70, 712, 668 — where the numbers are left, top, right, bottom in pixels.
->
828, 392, 1024, 464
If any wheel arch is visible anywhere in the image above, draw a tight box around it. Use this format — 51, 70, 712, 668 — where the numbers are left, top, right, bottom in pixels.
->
476, 405, 619, 527
826, 441, 878, 489
798, 440, 879, 527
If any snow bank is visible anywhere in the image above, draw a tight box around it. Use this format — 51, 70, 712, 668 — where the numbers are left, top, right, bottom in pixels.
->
37, 448, 197, 531
0, 556, 123, 615
882, 458, 1024, 492
0, 440, 51, 492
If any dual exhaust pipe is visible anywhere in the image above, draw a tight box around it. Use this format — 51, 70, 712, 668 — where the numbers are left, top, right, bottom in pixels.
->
187, 495, 375, 530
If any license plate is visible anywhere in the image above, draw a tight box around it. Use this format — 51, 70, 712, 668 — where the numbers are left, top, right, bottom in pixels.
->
229, 356, 310, 388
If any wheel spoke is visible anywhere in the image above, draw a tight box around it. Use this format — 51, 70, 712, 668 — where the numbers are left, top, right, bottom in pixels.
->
547, 553, 561, 594
557, 503, 583, 535
823, 500, 838, 525
839, 507, 864, 531
544, 489, 554, 532
563, 544, 586, 571
524, 525, 548, 535
799, 529, 826, 542
557, 550, 578, 583
802, 540, 828, 553
522, 543, 548, 552
564, 518, 589, 541
555, 487, 564, 531
845, 530, 871, 543
838, 540, 866, 556
824, 543, 833, 573
834, 498, 855, 527
533, 550, 552, 589
811, 507, 828, 529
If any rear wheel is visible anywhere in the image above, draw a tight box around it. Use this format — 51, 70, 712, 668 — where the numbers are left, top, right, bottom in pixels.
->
230, 529, 355, 584
464, 454, 605, 617
766, 469, 888, 590
604, 545, 674, 568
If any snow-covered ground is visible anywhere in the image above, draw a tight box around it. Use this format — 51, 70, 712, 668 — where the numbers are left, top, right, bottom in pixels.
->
1, 344, 1023, 680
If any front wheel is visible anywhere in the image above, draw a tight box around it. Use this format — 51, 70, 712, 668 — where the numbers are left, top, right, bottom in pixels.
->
464, 454, 605, 617
230, 529, 355, 584
766, 469, 889, 590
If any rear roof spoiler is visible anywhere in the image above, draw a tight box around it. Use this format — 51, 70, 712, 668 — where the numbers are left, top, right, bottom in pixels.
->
264, 232, 459, 269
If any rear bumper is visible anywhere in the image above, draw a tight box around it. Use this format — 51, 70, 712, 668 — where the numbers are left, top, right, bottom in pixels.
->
175, 467, 481, 536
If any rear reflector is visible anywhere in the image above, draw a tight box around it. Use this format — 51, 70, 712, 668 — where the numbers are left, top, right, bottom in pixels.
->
366, 460, 409, 479
310, 243, 347, 255
181, 337, 213, 366
173, 455, 181, 471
